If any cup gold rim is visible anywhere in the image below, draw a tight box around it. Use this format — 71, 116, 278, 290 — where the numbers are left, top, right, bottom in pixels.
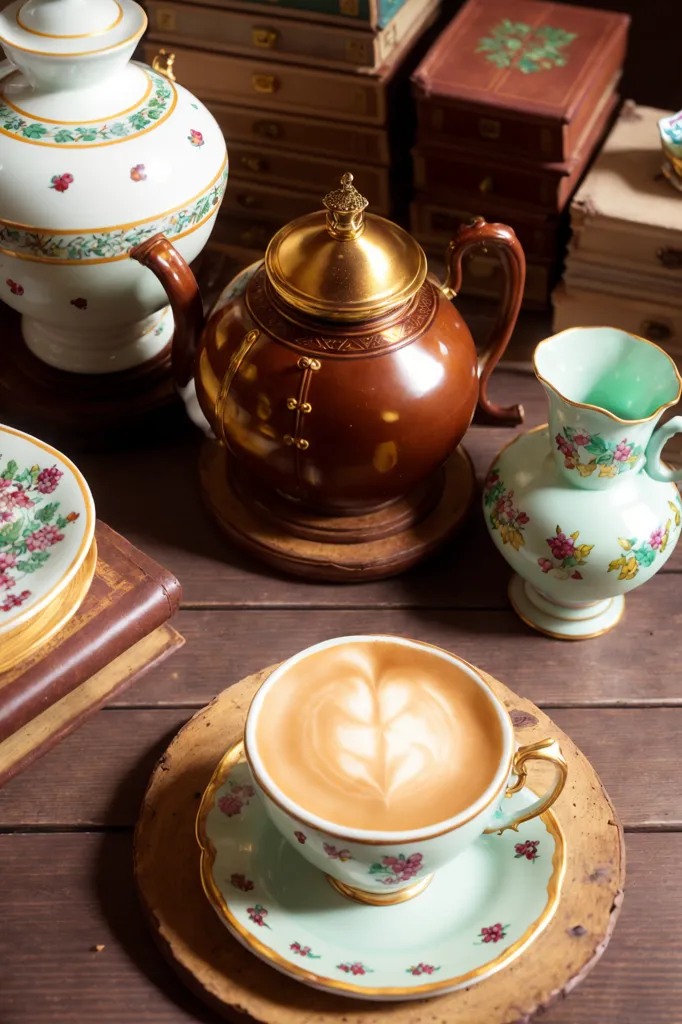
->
243, 635, 516, 846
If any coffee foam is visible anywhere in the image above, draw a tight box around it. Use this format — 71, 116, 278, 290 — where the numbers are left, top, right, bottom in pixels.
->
254, 641, 505, 832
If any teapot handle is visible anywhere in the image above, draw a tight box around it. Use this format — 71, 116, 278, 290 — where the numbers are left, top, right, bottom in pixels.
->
441, 217, 525, 425
645, 415, 682, 482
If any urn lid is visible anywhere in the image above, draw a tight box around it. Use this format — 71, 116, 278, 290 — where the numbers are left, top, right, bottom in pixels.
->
0, 0, 146, 59
264, 173, 428, 322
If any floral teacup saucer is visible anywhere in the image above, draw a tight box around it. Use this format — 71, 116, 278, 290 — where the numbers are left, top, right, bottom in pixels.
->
197, 742, 566, 1001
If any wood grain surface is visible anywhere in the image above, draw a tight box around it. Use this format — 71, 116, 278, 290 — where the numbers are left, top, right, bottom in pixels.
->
1, 341, 681, 1023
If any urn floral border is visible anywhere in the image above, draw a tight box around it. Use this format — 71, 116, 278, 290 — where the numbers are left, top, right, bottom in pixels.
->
484, 467, 529, 551
538, 525, 593, 580
555, 425, 643, 478
608, 500, 682, 581
0, 68, 175, 147
0, 161, 228, 263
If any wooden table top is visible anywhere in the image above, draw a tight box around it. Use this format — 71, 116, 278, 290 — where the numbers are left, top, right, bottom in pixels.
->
0, 307, 680, 1024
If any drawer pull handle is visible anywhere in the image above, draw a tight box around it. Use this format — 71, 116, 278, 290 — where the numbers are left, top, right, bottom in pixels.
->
252, 74, 278, 94
252, 27, 278, 49
641, 320, 672, 342
657, 247, 682, 270
240, 156, 269, 173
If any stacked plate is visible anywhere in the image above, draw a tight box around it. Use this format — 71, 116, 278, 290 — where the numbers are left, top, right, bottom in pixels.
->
0, 424, 96, 672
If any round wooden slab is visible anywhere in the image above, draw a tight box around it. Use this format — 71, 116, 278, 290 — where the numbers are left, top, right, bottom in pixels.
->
199, 441, 476, 582
134, 663, 625, 1024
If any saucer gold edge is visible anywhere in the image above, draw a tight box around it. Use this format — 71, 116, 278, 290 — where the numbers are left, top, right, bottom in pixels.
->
195, 738, 567, 999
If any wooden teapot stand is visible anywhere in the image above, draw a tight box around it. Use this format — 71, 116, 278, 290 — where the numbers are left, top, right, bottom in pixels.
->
199, 438, 476, 581
0, 308, 182, 449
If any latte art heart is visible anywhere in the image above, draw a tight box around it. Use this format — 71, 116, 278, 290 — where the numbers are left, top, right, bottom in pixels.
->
255, 641, 504, 832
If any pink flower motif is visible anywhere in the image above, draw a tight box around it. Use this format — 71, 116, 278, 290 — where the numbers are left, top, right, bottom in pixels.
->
6, 487, 33, 510
571, 570, 583, 580
6, 279, 23, 296
407, 963, 439, 975
290, 942, 319, 958
547, 532, 575, 561
614, 440, 633, 462
50, 173, 74, 192
0, 478, 12, 490
514, 839, 540, 861
230, 873, 254, 892
26, 524, 64, 551
218, 793, 243, 817
0, 552, 18, 571
324, 842, 352, 862
649, 526, 666, 550
1, 589, 30, 613
294, 830, 307, 844
247, 904, 270, 928
188, 129, 204, 147
538, 557, 553, 573
337, 960, 373, 975
373, 852, 423, 884
516, 511, 529, 525
130, 164, 147, 181
555, 433, 576, 458
0, 573, 14, 590
573, 432, 591, 447
478, 922, 507, 944
494, 495, 514, 520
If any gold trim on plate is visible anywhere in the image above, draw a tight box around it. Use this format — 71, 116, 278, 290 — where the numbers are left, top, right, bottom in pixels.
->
15, 0, 123, 38
0, 424, 95, 638
0, 65, 152, 123
0, 9, 147, 56
196, 739, 567, 998
533, 326, 682, 425
0, 537, 97, 673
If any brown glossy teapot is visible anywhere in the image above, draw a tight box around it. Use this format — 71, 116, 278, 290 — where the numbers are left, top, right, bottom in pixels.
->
132, 173, 525, 515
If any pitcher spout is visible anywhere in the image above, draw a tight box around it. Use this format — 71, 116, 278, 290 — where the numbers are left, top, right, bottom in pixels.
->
130, 233, 205, 390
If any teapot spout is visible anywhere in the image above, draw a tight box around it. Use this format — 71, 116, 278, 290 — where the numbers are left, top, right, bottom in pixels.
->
130, 234, 204, 389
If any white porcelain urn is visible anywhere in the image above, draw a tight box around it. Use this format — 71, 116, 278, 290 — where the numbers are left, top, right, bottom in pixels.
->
0, 0, 227, 373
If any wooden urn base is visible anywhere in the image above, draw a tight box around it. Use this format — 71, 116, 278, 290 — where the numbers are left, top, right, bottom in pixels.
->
198, 440, 477, 581
134, 663, 625, 1024
0, 309, 183, 449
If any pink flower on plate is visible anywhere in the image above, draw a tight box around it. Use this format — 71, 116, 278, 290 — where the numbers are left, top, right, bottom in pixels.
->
247, 904, 270, 928
1, 589, 30, 613
130, 163, 147, 181
614, 440, 633, 462
50, 173, 74, 192
407, 963, 439, 976
324, 842, 352, 862
477, 922, 508, 944
6, 279, 23, 296
188, 129, 204, 147
337, 961, 373, 976
218, 793, 243, 817
26, 524, 64, 551
0, 573, 14, 590
0, 552, 18, 571
514, 839, 540, 862
649, 526, 666, 550
6, 487, 33, 510
294, 830, 307, 844
572, 432, 591, 447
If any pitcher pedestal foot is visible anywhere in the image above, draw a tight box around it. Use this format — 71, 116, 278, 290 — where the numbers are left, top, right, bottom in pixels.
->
508, 575, 625, 640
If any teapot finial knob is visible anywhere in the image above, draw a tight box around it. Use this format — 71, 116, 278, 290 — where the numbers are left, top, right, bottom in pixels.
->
323, 172, 368, 241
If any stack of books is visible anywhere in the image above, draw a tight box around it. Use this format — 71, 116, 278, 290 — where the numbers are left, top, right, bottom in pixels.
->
410, 0, 629, 309
142, 0, 442, 266
554, 103, 682, 358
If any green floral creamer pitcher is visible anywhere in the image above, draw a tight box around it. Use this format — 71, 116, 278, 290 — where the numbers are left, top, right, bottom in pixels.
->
483, 327, 682, 640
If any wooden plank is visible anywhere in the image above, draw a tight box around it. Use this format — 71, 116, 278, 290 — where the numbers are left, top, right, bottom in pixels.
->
71, 363, 682, 609
0, 831, 674, 1023
115, 587, 682, 707
0, 706, 679, 829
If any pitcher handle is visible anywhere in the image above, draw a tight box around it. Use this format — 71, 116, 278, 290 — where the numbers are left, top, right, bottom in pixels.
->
441, 217, 526, 425
645, 416, 682, 482
483, 738, 567, 835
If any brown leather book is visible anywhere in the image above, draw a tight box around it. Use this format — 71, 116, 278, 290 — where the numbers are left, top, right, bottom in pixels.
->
412, 0, 629, 164
0, 520, 182, 746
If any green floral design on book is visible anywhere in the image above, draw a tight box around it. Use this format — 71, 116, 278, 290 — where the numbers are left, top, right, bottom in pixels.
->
0, 165, 227, 262
476, 19, 578, 74
0, 68, 174, 146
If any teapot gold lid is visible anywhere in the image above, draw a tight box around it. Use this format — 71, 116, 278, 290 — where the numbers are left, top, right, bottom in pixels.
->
264, 173, 428, 322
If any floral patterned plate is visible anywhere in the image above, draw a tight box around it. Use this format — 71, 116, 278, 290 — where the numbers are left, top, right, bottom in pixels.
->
197, 743, 566, 1001
0, 424, 95, 635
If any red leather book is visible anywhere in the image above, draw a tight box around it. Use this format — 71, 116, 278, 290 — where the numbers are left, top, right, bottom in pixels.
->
0, 521, 183, 783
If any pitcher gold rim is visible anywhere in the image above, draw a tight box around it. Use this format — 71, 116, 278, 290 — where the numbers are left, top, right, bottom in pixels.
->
533, 325, 682, 425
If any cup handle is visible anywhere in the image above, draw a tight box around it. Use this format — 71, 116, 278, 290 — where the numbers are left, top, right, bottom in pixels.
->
483, 738, 568, 835
441, 216, 526, 426
645, 415, 682, 483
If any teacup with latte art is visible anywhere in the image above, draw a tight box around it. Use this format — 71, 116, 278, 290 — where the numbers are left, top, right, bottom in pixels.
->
244, 636, 567, 905
254, 639, 504, 832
